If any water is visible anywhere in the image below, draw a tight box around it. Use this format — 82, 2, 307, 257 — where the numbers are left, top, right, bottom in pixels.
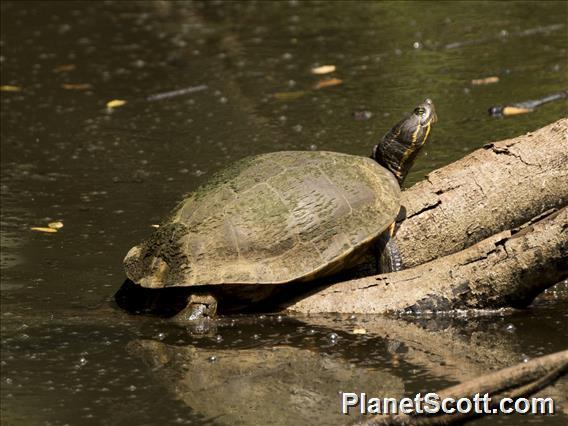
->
1, 1, 567, 425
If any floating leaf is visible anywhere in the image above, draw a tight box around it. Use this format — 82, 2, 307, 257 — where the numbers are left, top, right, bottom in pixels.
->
311, 65, 336, 75
48, 221, 64, 229
471, 76, 499, 85
0, 85, 22, 92
106, 99, 127, 109
273, 91, 307, 101
314, 78, 343, 90
31, 227, 58, 233
53, 64, 76, 73
352, 328, 367, 335
62, 83, 92, 90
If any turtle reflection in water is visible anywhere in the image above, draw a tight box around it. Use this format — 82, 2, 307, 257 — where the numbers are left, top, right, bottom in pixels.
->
118, 99, 437, 322
127, 339, 404, 425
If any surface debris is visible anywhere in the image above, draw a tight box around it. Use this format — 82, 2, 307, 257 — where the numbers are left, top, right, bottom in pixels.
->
0, 85, 22, 92
53, 64, 77, 73
500, 106, 533, 116
146, 84, 208, 102
62, 83, 92, 90
106, 99, 127, 109
314, 78, 343, 90
311, 65, 336, 75
471, 76, 499, 85
352, 111, 373, 120
31, 227, 58, 233
273, 91, 307, 101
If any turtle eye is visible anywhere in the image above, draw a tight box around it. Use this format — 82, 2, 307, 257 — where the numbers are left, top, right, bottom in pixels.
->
415, 107, 426, 116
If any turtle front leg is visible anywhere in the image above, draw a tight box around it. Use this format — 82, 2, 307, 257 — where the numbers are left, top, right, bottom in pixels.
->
170, 293, 218, 324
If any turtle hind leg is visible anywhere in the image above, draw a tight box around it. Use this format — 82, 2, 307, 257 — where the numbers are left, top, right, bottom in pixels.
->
170, 293, 218, 324
379, 238, 404, 273
376, 220, 404, 273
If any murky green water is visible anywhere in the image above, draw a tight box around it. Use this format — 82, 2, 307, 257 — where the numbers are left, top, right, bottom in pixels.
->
1, 1, 567, 425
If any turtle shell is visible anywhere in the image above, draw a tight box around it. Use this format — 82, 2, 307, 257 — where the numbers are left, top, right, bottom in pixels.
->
124, 151, 400, 288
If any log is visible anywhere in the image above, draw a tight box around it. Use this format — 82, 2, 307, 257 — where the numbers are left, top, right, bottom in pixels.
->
395, 118, 567, 268
290, 315, 568, 416
356, 349, 568, 426
287, 207, 567, 314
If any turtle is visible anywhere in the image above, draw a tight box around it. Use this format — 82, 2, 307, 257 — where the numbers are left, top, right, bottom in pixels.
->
121, 99, 437, 322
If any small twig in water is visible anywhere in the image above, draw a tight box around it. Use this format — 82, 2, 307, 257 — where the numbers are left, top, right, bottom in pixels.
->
146, 84, 208, 102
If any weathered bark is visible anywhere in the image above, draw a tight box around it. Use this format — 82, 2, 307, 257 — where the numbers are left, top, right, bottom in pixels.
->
356, 349, 568, 426
396, 118, 567, 268
288, 207, 567, 314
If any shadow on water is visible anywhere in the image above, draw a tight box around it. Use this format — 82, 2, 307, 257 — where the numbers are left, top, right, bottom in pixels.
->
1, 1, 567, 425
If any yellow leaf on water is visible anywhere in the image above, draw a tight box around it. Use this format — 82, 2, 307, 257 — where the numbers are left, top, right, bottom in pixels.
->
314, 78, 343, 90
273, 91, 307, 101
311, 65, 336, 75
31, 227, 58, 233
0, 85, 22, 92
48, 221, 64, 229
62, 83, 92, 90
471, 76, 500, 85
106, 99, 126, 109
352, 328, 367, 335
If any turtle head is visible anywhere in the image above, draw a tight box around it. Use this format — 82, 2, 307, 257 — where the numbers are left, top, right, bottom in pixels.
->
372, 98, 437, 185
